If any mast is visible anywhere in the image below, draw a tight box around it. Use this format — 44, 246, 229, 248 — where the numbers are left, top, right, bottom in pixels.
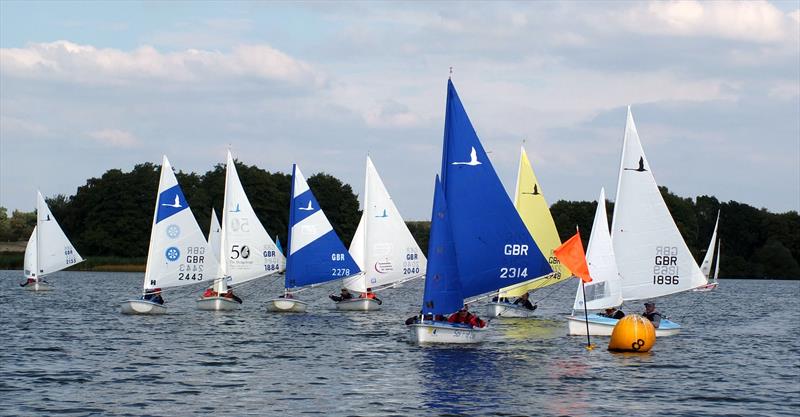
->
142, 156, 168, 292
35, 191, 42, 282
362, 155, 371, 291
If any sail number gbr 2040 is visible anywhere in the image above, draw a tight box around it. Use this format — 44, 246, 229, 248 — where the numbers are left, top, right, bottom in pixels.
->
500, 244, 529, 279
653, 245, 679, 285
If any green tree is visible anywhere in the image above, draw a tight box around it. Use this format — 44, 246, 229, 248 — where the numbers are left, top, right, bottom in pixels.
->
9, 210, 36, 241
308, 173, 361, 246
0, 207, 11, 241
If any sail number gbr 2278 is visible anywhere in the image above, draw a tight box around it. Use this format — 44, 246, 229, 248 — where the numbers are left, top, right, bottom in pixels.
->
500, 244, 529, 279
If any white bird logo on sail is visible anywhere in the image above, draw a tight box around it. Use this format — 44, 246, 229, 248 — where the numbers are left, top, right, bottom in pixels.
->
452, 147, 482, 166
161, 195, 182, 208
298, 201, 314, 211
230, 203, 241, 213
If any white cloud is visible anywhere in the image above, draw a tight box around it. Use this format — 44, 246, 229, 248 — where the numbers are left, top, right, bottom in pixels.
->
88, 129, 140, 148
0, 116, 50, 137
0, 41, 325, 87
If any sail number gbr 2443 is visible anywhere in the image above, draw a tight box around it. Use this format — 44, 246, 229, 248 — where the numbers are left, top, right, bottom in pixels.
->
500, 244, 529, 279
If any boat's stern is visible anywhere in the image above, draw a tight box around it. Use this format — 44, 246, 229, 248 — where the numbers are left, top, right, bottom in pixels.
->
407, 322, 488, 344
265, 298, 308, 313
120, 299, 167, 315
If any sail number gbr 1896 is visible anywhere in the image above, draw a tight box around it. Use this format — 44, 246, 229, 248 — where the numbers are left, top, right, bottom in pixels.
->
500, 244, 528, 279
653, 245, 679, 285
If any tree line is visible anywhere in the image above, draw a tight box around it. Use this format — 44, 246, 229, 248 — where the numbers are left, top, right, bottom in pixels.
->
0, 163, 797, 279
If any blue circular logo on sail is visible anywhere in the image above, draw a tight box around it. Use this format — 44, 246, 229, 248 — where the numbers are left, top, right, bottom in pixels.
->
166, 224, 181, 239
165, 246, 180, 262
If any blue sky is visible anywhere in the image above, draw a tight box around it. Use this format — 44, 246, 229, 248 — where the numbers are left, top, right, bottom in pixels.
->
1, 0, 799, 220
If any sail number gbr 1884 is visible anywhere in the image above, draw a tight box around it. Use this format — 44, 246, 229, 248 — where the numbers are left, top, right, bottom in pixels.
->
500, 244, 529, 279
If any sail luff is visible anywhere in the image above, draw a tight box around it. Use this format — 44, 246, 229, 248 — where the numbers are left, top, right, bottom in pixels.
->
700, 210, 720, 278
713, 238, 721, 282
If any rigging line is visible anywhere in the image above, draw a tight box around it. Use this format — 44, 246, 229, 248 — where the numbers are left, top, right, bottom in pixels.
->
531, 276, 573, 304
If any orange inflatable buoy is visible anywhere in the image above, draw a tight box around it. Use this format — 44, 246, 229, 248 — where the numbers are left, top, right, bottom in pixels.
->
608, 315, 656, 352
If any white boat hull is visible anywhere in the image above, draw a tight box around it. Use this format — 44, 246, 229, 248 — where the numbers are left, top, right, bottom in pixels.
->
487, 302, 536, 318
692, 282, 718, 292
22, 282, 52, 292
196, 296, 241, 311
566, 314, 681, 337
265, 298, 308, 313
407, 322, 488, 344
334, 298, 381, 311
120, 299, 167, 315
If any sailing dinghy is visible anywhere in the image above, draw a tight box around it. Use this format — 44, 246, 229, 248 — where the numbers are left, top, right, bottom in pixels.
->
265, 164, 361, 312
406, 79, 552, 344
120, 156, 219, 315
338, 156, 427, 311
566, 107, 705, 336
197, 151, 284, 311
693, 210, 720, 292
21, 191, 83, 291
488, 146, 571, 317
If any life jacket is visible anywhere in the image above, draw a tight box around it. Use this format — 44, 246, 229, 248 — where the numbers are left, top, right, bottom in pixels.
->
203, 288, 217, 298
643, 311, 661, 321
364, 292, 376, 299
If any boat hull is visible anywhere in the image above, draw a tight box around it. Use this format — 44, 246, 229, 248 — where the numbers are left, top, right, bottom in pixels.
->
265, 298, 308, 313
407, 322, 488, 344
487, 302, 536, 318
566, 314, 681, 337
692, 282, 718, 292
196, 296, 241, 311
22, 282, 52, 292
120, 299, 167, 315
334, 298, 381, 311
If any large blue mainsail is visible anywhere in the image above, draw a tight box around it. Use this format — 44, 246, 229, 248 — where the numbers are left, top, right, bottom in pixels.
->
440, 79, 552, 298
421, 176, 464, 316
285, 164, 360, 289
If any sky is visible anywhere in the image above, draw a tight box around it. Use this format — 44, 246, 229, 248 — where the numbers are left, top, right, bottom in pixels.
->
1, 0, 798, 220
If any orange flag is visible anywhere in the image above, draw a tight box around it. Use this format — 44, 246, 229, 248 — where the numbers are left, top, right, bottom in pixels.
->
553, 232, 592, 283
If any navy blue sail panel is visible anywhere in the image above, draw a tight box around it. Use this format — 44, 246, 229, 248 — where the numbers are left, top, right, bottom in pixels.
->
156, 184, 188, 223
285, 164, 360, 289
421, 176, 464, 316
440, 79, 552, 298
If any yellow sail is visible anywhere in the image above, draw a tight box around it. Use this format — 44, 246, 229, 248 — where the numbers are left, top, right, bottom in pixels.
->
499, 146, 571, 298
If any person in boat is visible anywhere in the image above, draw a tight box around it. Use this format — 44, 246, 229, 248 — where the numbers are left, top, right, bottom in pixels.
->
600, 307, 625, 319
642, 302, 662, 328
512, 293, 537, 311
223, 286, 243, 304
278, 292, 294, 299
19, 278, 36, 287
329, 288, 354, 302
359, 288, 383, 305
202, 287, 218, 298
143, 288, 164, 305
405, 312, 445, 325
491, 295, 510, 303
447, 307, 487, 328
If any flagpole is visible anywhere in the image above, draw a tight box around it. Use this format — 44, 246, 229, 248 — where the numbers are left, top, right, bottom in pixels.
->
581, 279, 592, 349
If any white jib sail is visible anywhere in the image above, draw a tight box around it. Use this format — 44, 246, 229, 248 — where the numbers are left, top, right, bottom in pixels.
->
35, 190, 83, 276
699, 210, 719, 279
713, 239, 721, 282
611, 107, 707, 300
23, 227, 37, 279
207, 208, 222, 263
219, 150, 284, 287
344, 156, 426, 292
142, 156, 219, 291
573, 188, 623, 311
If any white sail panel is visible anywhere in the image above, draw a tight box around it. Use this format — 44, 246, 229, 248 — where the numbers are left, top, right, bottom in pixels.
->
207, 208, 222, 263
611, 108, 707, 300
220, 150, 284, 286
713, 239, 721, 281
142, 156, 219, 290
23, 228, 37, 279
699, 211, 719, 278
344, 156, 426, 292
35, 191, 83, 275
573, 188, 623, 311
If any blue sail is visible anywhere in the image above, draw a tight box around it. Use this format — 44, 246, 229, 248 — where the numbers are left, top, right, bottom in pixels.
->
275, 236, 284, 255
421, 176, 464, 316
285, 164, 361, 289
440, 79, 552, 298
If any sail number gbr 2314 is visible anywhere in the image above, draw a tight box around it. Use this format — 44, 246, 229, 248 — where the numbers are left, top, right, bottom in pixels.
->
500, 244, 529, 279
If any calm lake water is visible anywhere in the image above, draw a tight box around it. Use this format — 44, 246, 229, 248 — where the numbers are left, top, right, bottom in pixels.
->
2, 271, 798, 416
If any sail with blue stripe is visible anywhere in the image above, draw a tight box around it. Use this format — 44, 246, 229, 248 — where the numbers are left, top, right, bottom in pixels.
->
421, 176, 463, 316
440, 79, 552, 299
285, 164, 360, 289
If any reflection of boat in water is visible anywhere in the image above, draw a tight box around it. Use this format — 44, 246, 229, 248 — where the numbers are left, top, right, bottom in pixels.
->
418, 348, 502, 414
499, 318, 567, 341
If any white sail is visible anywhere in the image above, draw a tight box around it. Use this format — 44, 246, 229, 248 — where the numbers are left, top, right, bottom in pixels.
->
573, 188, 623, 311
35, 191, 83, 276
207, 208, 222, 262
142, 156, 219, 290
219, 150, 284, 287
713, 239, 721, 282
23, 227, 37, 279
699, 211, 720, 279
611, 107, 707, 300
344, 156, 427, 292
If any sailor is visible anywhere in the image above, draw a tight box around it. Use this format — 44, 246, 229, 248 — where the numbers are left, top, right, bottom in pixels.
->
513, 293, 537, 311
19, 278, 36, 287
642, 302, 662, 328
359, 288, 383, 305
143, 288, 164, 305
447, 307, 487, 328
223, 286, 243, 304
600, 307, 625, 319
202, 287, 218, 298
329, 288, 354, 302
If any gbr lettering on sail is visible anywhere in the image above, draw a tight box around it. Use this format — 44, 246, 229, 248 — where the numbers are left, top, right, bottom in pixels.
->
654, 245, 679, 285
500, 244, 528, 279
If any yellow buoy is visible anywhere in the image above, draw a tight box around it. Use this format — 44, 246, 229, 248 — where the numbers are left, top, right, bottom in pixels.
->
608, 315, 656, 352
